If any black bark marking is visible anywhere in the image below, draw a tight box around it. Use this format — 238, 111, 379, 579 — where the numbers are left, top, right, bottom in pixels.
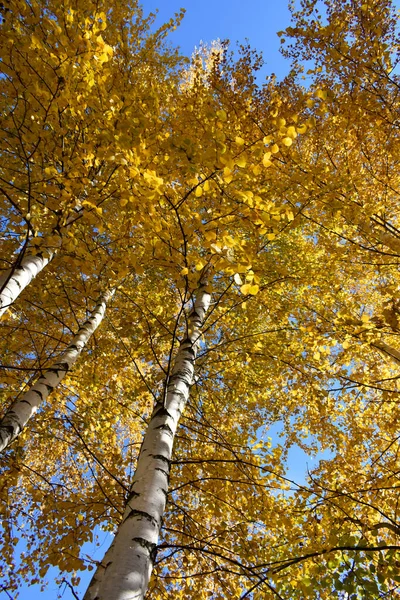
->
150, 454, 170, 465
0, 425, 15, 436
155, 423, 173, 436
155, 467, 169, 478
126, 489, 139, 504
126, 509, 158, 527
182, 347, 196, 357
150, 543, 158, 564
165, 387, 187, 403
132, 537, 157, 558
54, 362, 69, 371
46, 366, 67, 376
152, 405, 172, 419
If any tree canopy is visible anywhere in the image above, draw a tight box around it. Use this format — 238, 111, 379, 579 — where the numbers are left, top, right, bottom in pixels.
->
0, 0, 399, 598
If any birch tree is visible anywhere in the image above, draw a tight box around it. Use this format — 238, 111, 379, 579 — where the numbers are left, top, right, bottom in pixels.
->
0, 0, 183, 311
0, 289, 114, 452
1, 1, 400, 599
0, 252, 54, 318
84, 277, 211, 600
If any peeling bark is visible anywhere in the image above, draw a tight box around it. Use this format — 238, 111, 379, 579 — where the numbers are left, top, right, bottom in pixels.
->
0, 289, 114, 453
83, 279, 211, 600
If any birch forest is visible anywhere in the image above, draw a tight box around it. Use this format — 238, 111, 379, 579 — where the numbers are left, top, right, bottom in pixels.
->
1, 0, 400, 598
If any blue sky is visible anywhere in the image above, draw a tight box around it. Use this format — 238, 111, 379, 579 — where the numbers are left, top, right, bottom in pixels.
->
145, 0, 292, 80
4, 3, 294, 599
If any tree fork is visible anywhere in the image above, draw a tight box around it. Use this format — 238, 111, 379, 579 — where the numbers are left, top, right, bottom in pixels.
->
83, 277, 211, 600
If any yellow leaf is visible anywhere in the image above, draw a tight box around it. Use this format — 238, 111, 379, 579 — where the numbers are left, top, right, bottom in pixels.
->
99, 52, 110, 63
222, 157, 235, 169
31, 35, 42, 50
218, 142, 227, 154
216, 109, 227, 121
234, 273, 243, 285
240, 284, 251, 295
223, 167, 233, 183
252, 165, 262, 175
1, 307, 17, 323
271, 143, 279, 154
117, 266, 129, 278
236, 264, 252, 273
195, 186, 203, 197
103, 43, 113, 57
266, 233, 276, 241
236, 155, 247, 168
204, 230, 217, 241
315, 89, 327, 101
44, 166, 57, 177
282, 137, 293, 147
180, 267, 189, 276
235, 136, 245, 146
249, 284, 259, 295
263, 153, 272, 168
195, 262, 205, 271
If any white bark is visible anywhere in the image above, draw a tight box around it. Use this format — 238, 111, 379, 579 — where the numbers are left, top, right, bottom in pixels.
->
0, 252, 54, 318
83, 280, 211, 600
0, 209, 83, 317
0, 289, 114, 453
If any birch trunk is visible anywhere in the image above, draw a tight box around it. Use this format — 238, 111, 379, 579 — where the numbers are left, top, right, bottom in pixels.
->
0, 289, 114, 453
83, 279, 211, 600
0, 209, 83, 317
0, 252, 54, 318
